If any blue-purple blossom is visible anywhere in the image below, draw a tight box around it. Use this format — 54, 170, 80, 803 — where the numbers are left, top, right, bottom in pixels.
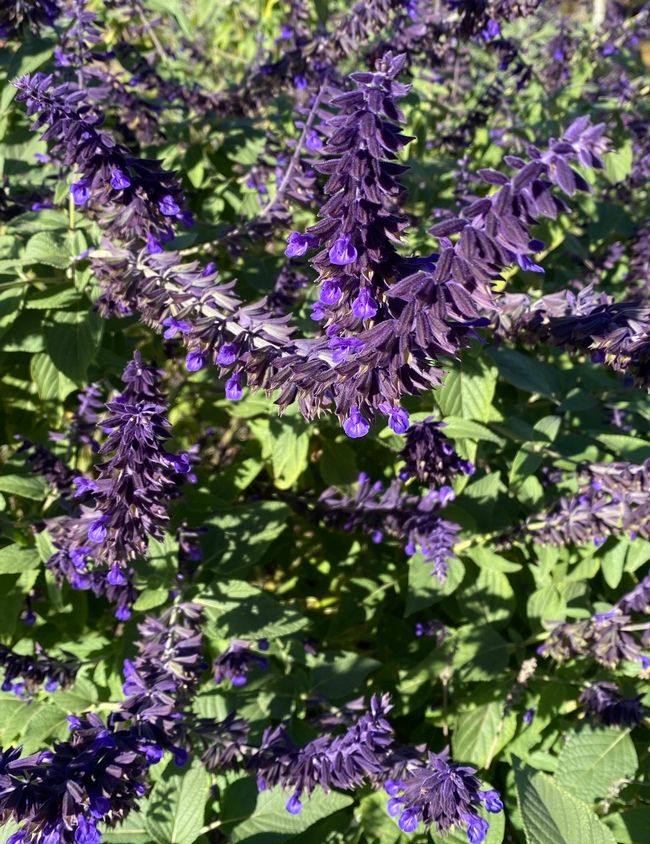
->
385, 749, 501, 841
579, 682, 647, 727
285, 231, 319, 257
329, 234, 358, 266
343, 407, 370, 438
214, 642, 268, 686
163, 318, 191, 339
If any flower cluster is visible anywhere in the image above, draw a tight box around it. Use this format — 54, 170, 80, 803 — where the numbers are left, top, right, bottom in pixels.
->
399, 418, 474, 484
248, 694, 394, 814
0, 0, 60, 38
45, 352, 190, 619
0, 643, 79, 698
578, 681, 648, 727
320, 472, 461, 581
385, 749, 503, 843
14, 75, 190, 248
538, 610, 641, 668
14, 437, 75, 494
213, 640, 269, 686
114, 602, 206, 764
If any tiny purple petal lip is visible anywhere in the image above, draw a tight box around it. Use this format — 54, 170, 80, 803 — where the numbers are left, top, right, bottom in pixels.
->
343, 407, 370, 438
159, 194, 181, 216
387, 798, 402, 817
285, 231, 319, 257
70, 179, 90, 205
306, 129, 323, 150
186, 350, 205, 372
397, 808, 419, 833
110, 168, 131, 190
329, 234, 358, 266
320, 279, 342, 304
351, 289, 378, 318
286, 793, 302, 814
217, 343, 237, 365
162, 317, 191, 339
225, 374, 244, 401
88, 516, 109, 543
147, 232, 163, 254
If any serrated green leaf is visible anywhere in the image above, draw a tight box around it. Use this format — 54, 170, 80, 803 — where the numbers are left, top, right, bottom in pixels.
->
31, 352, 78, 402
555, 724, 638, 805
0, 544, 40, 574
596, 434, 650, 462
133, 587, 169, 611
458, 568, 515, 629
488, 348, 561, 401
440, 416, 505, 445
145, 758, 208, 844
452, 625, 510, 682
405, 555, 465, 616
205, 502, 290, 577
513, 757, 617, 844
308, 650, 381, 700
220, 777, 352, 843
43, 309, 103, 381
435, 354, 497, 423
24, 232, 71, 268
453, 702, 516, 768
198, 580, 307, 640
25, 287, 81, 309
0, 474, 48, 499
603, 809, 650, 844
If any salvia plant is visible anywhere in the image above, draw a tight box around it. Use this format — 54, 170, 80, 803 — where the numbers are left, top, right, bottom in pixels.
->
1, 2, 650, 844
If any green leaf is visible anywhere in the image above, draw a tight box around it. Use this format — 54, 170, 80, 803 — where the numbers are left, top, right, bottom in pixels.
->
453, 703, 516, 769
601, 542, 627, 590
555, 724, 638, 805
513, 757, 617, 844
0, 545, 40, 574
435, 354, 497, 423
205, 502, 290, 577
527, 587, 567, 628
488, 348, 561, 401
133, 587, 169, 611
0, 475, 48, 499
145, 758, 209, 844
319, 439, 359, 486
220, 778, 352, 843
43, 310, 103, 381
603, 809, 650, 844
596, 434, 650, 462
452, 625, 510, 682
266, 418, 311, 490
25, 287, 81, 309
198, 580, 307, 640
308, 650, 381, 700
405, 555, 465, 616
31, 352, 78, 402
24, 232, 71, 269
603, 141, 633, 185
103, 808, 152, 844
465, 546, 522, 573
439, 416, 505, 446
458, 568, 515, 629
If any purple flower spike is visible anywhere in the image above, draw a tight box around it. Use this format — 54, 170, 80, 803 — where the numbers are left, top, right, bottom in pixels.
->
351, 289, 378, 318
110, 169, 131, 190
329, 234, 358, 266
343, 407, 370, 438
186, 350, 206, 372
285, 231, 319, 257
225, 374, 244, 401
286, 794, 303, 815
70, 179, 90, 205
160, 195, 181, 216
